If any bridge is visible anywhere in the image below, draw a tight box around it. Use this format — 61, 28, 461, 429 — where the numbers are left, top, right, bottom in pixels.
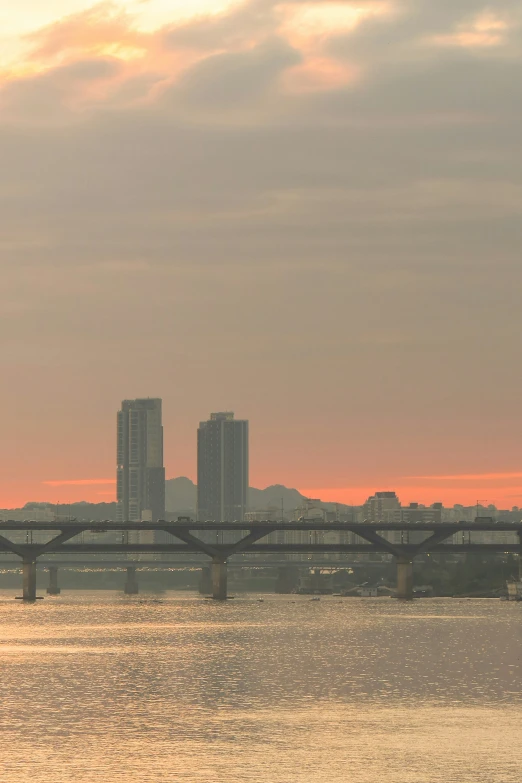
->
0, 519, 520, 601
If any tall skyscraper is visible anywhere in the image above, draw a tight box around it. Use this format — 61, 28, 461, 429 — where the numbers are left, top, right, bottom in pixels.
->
117, 398, 165, 522
197, 412, 249, 521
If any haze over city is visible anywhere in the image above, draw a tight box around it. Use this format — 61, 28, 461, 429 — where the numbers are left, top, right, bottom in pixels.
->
2, 3, 522, 783
2, 0, 522, 510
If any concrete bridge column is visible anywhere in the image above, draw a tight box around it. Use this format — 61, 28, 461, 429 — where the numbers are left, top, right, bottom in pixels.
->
22, 559, 38, 602
124, 566, 139, 595
275, 566, 298, 594
396, 557, 414, 600
211, 558, 228, 600
311, 568, 322, 592
198, 567, 212, 595
46, 566, 61, 595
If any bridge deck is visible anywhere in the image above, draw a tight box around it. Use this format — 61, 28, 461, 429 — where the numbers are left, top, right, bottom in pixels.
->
0, 520, 520, 531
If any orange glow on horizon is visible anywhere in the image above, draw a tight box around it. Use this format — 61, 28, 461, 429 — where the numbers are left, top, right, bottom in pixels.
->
405, 472, 522, 481
42, 478, 117, 487
2, 477, 522, 511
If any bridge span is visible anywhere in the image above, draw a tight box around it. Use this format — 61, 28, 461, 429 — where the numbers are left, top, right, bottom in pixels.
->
0, 519, 520, 601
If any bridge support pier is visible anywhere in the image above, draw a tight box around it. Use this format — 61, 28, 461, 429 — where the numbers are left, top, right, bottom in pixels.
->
211, 559, 228, 600
46, 566, 61, 595
124, 566, 139, 595
396, 557, 414, 600
199, 567, 212, 595
275, 566, 298, 594
22, 559, 38, 602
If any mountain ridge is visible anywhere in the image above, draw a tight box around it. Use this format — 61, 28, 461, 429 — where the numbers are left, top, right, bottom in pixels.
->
11, 479, 346, 518
165, 476, 309, 513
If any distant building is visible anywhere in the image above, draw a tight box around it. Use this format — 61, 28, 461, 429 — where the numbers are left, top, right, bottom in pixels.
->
292, 498, 327, 523
401, 502, 442, 525
197, 412, 248, 521
363, 493, 442, 525
363, 492, 401, 523
362, 493, 443, 547
117, 398, 165, 522
0, 508, 55, 522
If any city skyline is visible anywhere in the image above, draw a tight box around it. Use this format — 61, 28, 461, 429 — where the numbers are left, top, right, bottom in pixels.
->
2, 397, 522, 510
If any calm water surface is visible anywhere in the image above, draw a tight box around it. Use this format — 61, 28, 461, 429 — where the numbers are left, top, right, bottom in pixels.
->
0, 592, 521, 782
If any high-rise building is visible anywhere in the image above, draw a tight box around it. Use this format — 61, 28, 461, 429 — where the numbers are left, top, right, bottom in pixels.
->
363, 491, 401, 523
197, 412, 249, 521
117, 398, 165, 522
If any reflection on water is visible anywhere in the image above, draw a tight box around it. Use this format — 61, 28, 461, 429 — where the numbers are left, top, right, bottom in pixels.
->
0, 592, 520, 782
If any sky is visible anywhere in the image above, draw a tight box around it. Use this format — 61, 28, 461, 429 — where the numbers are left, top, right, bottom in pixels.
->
1, 0, 522, 510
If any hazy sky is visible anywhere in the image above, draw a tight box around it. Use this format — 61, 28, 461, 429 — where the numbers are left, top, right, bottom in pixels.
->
2, 0, 522, 509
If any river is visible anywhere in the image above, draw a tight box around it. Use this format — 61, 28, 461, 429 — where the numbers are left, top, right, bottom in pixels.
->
0, 592, 520, 782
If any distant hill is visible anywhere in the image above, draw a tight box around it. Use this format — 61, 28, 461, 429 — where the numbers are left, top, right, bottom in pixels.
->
249, 484, 307, 512
165, 477, 197, 512
11, 480, 344, 520
165, 477, 308, 514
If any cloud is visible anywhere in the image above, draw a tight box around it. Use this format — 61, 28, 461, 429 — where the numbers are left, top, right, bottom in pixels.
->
172, 37, 302, 108
162, 0, 276, 51
24, 1, 143, 62
0, 57, 123, 120
1, 0, 522, 501
1, 0, 521, 324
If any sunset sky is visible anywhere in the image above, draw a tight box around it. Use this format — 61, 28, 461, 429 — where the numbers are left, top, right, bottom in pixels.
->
2, 0, 522, 509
